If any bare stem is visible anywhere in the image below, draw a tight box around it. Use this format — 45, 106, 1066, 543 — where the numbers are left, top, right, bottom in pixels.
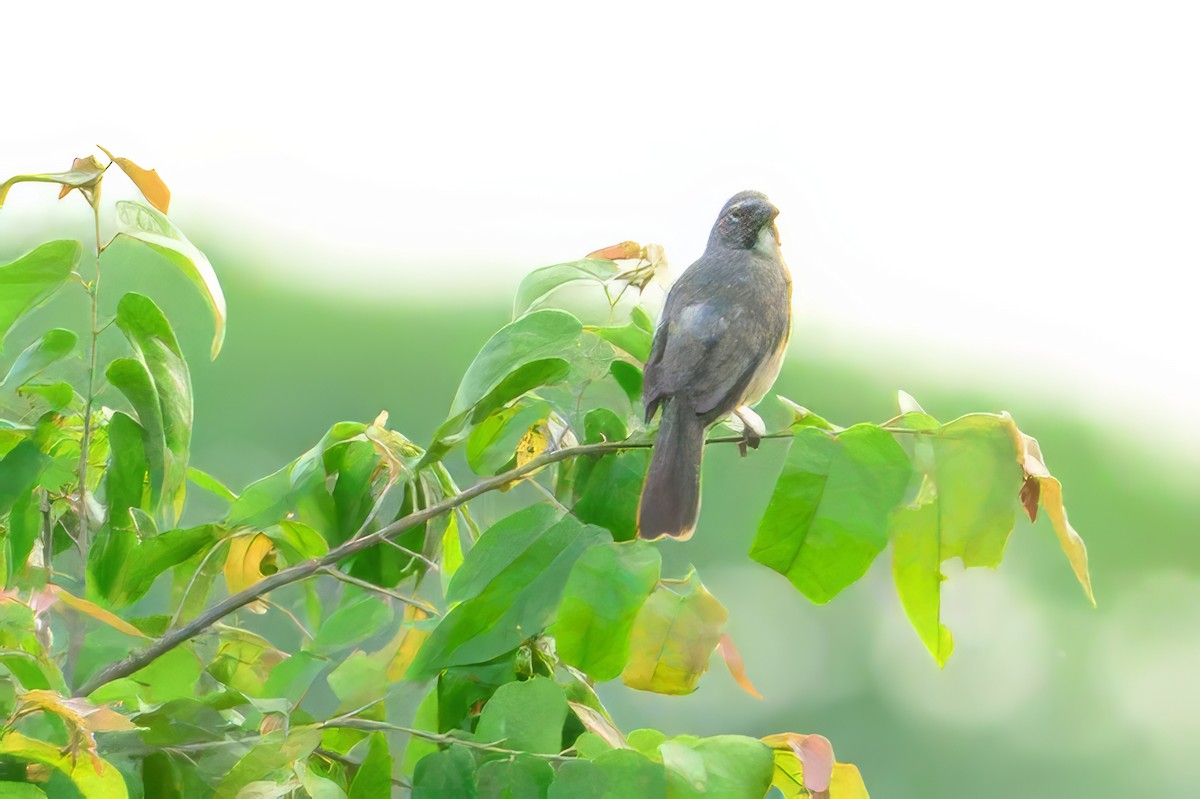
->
76, 203, 103, 546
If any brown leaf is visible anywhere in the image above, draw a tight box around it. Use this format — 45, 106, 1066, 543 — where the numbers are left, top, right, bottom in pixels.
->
1005, 418, 1095, 606
1019, 476, 1040, 522
97, 146, 170, 213
716, 633, 763, 699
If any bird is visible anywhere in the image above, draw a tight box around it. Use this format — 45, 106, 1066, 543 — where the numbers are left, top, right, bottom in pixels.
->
637, 190, 792, 540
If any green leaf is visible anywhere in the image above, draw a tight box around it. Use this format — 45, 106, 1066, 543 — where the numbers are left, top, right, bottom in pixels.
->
658, 735, 775, 798
401, 689, 440, 777
265, 520, 329, 562
923, 414, 1023, 568
889, 412, 1024, 665
87, 524, 222, 609
621, 573, 728, 696
112, 200, 227, 359
589, 322, 652, 362
0, 730, 128, 798
105, 412, 147, 530
18, 382, 76, 411
424, 310, 584, 465
608, 361, 642, 408
750, 424, 912, 604
548, 761, 605, 799
113, 292, 192, 519
477, 756, 555, 799
891, 500, 955, 667
513, 259, 620, 318
0, 440, 50, 517
551, 542, 661, 681
0, 329, 76, 390
413, 747, 477, 798
187, 466, 236, 502
445, 505, 562, 604
105, 358, 168, 510
0, 241, 80, 349
89, 646, 202, 705
571, 451, 648, 542
6, 490, 41, 583
327, 650, 388, 714
411, 509, 610, 677
466, 398, 551, 475
213, 727, 322, 799
475, 677, 568, 754
599, 749, 668, 797
310, 594, 393, 655
228, 421, 368, 536
348, 733, 391, 799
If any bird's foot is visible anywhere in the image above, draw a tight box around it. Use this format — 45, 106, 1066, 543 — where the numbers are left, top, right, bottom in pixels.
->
732, 407, 765, 457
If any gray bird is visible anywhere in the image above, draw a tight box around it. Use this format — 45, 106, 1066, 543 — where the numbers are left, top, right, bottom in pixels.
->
638, 190, 792, 540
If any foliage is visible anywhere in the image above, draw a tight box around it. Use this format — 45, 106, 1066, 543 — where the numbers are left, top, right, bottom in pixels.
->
0, 151, 1094, 797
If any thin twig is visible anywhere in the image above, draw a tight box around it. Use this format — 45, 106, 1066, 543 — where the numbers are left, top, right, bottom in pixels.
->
318, 567, 440, 616
321, 718, 576, 763
379, 538, 439, 572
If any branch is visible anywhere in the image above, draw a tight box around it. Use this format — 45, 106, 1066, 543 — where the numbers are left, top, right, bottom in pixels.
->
75, 431, 789, 697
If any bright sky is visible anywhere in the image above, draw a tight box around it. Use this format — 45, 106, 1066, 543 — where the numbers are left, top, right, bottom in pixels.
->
4, 1, 1198, 450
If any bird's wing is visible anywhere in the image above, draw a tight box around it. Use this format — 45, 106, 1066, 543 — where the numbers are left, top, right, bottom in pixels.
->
644, 294, 772, 420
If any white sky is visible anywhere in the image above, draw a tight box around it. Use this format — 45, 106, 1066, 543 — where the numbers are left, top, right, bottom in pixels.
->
3, 1, 1198, 451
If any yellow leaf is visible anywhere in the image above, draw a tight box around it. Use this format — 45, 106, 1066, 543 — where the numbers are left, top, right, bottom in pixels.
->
379, 605, 431, 682
13, 692, 137, 778
716, 633, 763, 699
1006, 419, 1096, 606
621, 573, 728, 695
97, 146, 171, 213
224, 533, 276, 613
49, 586, 148, 638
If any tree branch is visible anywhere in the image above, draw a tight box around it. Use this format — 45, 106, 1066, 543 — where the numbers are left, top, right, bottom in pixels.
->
74, 432, 788, 697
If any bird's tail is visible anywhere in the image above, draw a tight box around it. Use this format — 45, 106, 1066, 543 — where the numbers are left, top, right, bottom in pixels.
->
638, 400, 705, 540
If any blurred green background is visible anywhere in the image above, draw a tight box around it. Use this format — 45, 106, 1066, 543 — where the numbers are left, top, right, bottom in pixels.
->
5, 237, 1197, 798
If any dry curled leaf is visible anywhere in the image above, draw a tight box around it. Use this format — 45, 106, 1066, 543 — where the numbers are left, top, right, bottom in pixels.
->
568, 700, 627, 749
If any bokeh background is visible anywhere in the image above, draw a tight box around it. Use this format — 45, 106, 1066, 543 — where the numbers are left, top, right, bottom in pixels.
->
4, 2, 1199, 796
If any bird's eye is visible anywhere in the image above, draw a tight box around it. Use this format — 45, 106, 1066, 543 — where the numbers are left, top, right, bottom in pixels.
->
729, 212, 741, 223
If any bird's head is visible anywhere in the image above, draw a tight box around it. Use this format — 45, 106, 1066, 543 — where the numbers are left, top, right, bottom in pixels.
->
711, 190, 781, 251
